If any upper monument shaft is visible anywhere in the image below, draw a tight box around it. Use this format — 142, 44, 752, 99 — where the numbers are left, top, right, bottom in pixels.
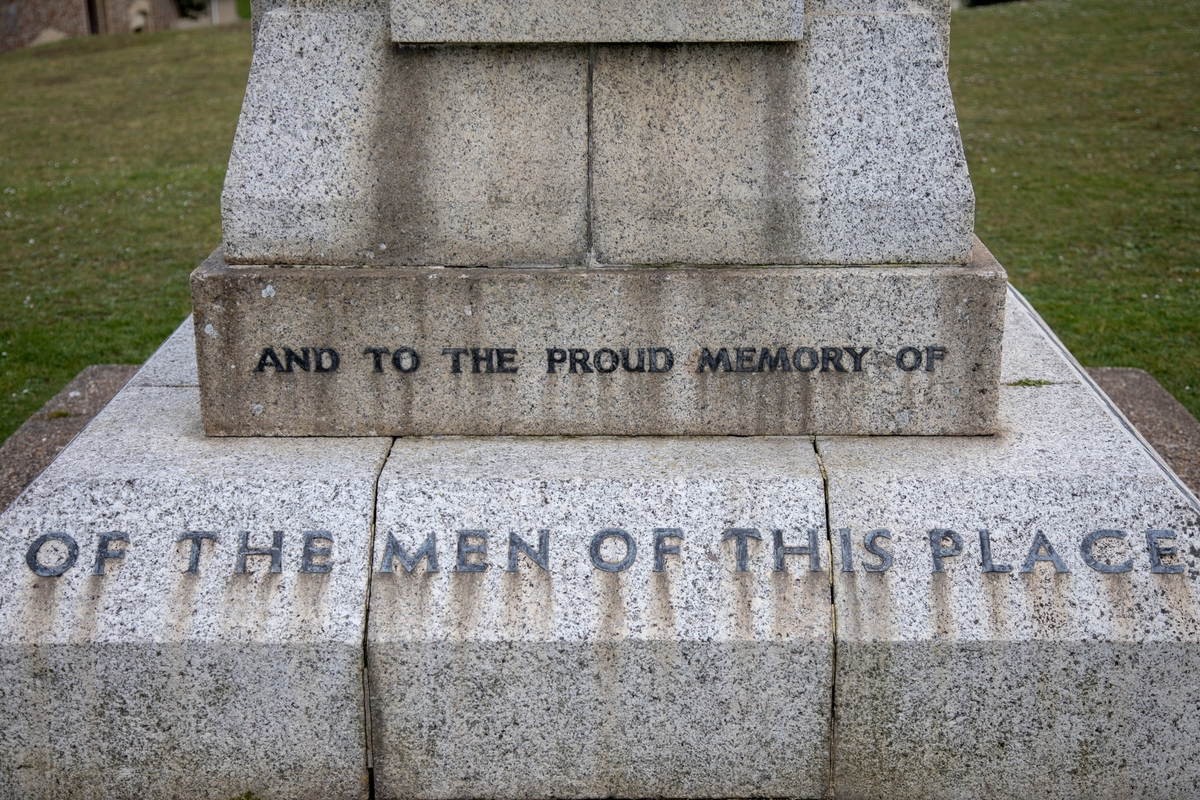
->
222, 0, 973, 267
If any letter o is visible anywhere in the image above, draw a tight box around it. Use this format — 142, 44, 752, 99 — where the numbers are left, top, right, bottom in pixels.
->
26, 533, 79, 577
391, 347, 420, 373
792, 347, 819, 373
896, 347, 923, 371
589, 529, 636, 572
593, 348, 619, 374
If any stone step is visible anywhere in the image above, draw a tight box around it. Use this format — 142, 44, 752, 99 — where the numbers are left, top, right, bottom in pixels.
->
0, 289, 1196, 798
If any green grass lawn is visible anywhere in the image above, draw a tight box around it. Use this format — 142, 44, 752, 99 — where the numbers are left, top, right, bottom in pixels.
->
951, 0, 1199, 414
0, 1, 1196, 445
0, 24, 251, 443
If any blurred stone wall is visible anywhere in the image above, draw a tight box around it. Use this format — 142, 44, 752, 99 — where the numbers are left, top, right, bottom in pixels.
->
0, 0, 89, 53
0, 0, 185, 54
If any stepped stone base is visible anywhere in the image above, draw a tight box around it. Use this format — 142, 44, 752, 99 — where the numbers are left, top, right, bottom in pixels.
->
1, 290, 1197, 799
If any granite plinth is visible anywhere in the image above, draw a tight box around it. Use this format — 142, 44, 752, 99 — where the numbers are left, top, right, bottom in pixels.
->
1, 290, 1197, 798
191, 241, 1006, 437
591, 12, 972, 265
822, 290, 1200, 799
223, 2, 971, 266
390, 0, 804, 43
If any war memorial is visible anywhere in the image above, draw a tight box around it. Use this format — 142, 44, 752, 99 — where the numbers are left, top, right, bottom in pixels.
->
1, 0, 1198, 797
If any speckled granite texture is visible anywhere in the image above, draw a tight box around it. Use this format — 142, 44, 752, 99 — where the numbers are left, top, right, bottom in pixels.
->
191, 241, 1006, 437
0, 365, 138, 513
1088, 367, 1200, 494
222, 0, 972, 266
822, 289, 1200, 799
591, 14, 972, 265
0, 372, 390, 797
368, 436, 832, 799
1, 289, 1196, 798
390, 0, 804, 43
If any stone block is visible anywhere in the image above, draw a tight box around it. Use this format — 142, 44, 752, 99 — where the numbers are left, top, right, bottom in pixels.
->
223, 8, 589, 267
997, 293, 1078, 385
370, 43, 589, 266
591, 11, 973, 265
190, 241, 1006, 437
366, 436, 832, 799
0, 385, 391, 799
390, 0, 802, 43
819, 291, 1200, 799
227, 4, 969, 268
221, 8, 392, 265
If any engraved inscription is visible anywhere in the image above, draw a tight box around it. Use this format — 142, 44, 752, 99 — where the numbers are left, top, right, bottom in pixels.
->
252, 343, 952, 379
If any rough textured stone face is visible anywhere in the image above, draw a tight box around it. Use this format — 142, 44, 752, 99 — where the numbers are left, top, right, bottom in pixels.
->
371, 44, 590, 266
0, 379, 391, 799
190, 242, 1006, 437
222, 1, 972, 266
367, 436, 833, 799
2, 287, 1199, 798
591, 13, 972, 265
222, 8, 392, 266
390, 0, 804, 43
820, 289, 1200, 800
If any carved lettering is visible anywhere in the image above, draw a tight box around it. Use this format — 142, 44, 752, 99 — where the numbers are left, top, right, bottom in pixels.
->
507, 530, 550, 572
722, 528, 761, 572
380, 532, 439, 573
25, 532, 79, 577
590, 529, 636, 572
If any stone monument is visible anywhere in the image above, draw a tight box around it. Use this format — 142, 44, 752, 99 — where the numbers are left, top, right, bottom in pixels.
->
1, 0, 1198, 798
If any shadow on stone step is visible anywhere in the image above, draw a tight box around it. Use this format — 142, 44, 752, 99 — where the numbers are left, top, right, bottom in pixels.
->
0, 365, 139, 513
1087, 367, 1200, 495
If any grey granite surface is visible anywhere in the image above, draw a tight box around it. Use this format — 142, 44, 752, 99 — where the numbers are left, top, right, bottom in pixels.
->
2, 283, 1197, 798
222, 7, 391, 266
1089, 367, 1200, 494
127, 316, 198, 387
223, 3, 972, 267
190, 243, 1006, 437
0, 365, 138, 513
820, 290, 1200, 799
591, 13, 972, 265
390, 0, 804, 43
0, 385, 390, 799
368, 436, 832, 799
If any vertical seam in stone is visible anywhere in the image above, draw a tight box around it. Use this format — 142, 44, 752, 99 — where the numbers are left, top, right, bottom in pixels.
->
812, 435, 837, 798
362, 438, 394, 799
586, 43, 596, 265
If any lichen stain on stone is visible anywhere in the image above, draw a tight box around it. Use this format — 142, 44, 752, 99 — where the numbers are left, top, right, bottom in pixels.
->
729, 572, 756, 641
648, 570, 676, 638
449, 571, 484, 641
930, 572, 955, 641
769, 570, 802, 640
595, 572, 626, 641
21, 576, 62, 640
220, 571, 282, 640
165, 571, 204, 639
1099, 571, 1137, 641
498, 567, 553, 639
1023, 567, 1073, 638
290, 570, 333, 635
982, 569, 1011, 638
1153, 563, 1200, 634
